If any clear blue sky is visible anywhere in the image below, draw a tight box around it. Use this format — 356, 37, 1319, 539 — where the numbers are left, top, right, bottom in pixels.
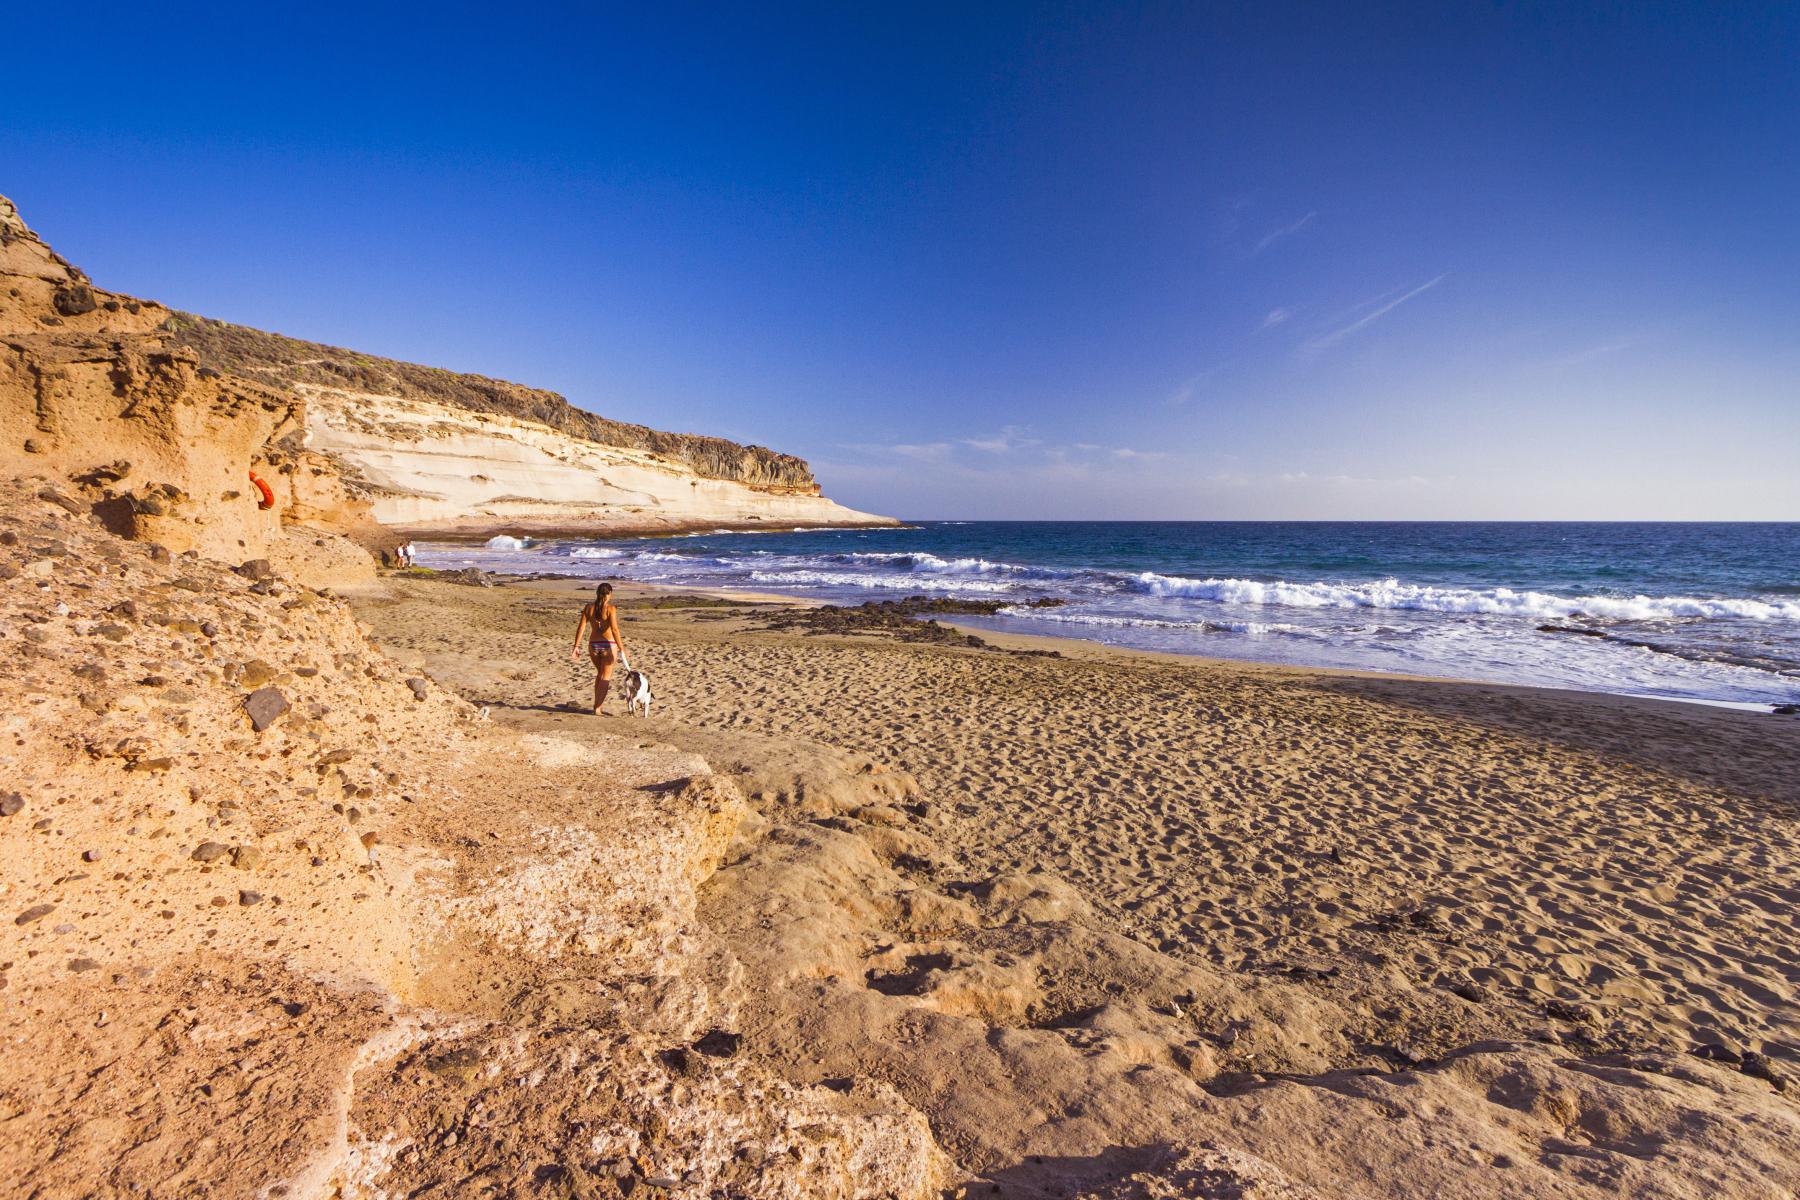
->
5, 2, 1796, 519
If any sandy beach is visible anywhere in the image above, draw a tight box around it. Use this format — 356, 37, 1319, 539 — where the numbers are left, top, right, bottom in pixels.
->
351, 571, 1800, 1193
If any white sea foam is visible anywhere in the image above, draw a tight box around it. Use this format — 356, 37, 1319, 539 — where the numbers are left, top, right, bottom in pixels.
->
749, 569, 1016, 594
1002, 607, 1304, 636
569, 547, 624, 559
1124, 573, 1800, 622
484, 535, 533, 551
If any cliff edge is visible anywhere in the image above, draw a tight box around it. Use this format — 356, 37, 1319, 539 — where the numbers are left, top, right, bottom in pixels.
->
163, 315, 898, 539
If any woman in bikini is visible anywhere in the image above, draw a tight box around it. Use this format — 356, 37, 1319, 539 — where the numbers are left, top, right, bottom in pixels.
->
571, 582, 626, 714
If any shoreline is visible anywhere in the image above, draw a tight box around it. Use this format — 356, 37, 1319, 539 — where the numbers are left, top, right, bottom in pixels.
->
497, 572, 1799, 717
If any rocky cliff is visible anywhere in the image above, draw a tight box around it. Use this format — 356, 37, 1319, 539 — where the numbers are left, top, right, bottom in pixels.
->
166, 315, 820, 492
164, 314, 898, 538
0, 196, 377, 584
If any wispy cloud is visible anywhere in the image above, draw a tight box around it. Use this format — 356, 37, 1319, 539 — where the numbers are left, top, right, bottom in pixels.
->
889, 441, 952, 462
835, 433, 1168, 472
1166, 370, 1213, 407
958, 425, 1040, 454
1545, 335, 1645, 371
1252, 211, 1317, 255
1301, 273, 1448, 355
1258, 307, 1292, 331
1277, 470, 1432, 488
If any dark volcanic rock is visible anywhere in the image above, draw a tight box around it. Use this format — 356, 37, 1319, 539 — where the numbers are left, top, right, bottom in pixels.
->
51, 282, 98, 316
243, 687, 290, 731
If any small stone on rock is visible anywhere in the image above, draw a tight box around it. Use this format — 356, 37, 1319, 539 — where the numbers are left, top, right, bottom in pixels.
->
243, 687, 290, 732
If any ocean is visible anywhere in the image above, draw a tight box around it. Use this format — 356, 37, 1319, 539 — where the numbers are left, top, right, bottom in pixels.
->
423, 521, 1800, 709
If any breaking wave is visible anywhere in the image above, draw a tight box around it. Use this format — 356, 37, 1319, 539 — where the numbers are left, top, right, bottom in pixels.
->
1123, 573, 1800, 622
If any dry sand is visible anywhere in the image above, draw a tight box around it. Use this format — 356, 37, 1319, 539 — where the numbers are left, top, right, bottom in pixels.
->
349, 573, 1800, 1197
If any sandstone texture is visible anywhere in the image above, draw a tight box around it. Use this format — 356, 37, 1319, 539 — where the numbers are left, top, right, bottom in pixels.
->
0, 196, 378, 587
0, 481, 945, 1198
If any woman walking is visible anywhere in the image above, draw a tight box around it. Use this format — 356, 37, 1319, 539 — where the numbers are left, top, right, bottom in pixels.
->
571, 582, 626, 714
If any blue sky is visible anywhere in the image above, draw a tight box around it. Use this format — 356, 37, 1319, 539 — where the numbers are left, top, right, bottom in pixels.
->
5, 2, 1797, 519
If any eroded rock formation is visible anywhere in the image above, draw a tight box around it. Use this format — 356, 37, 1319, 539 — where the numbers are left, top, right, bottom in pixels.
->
0, 195, 376, 585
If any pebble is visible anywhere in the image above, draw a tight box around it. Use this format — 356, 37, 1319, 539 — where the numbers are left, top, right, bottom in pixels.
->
238, 890, 263, 906
68, 958, 99, 973
191, 842, 232, 863
0, 793, 23, 817
231, 846, 262, 870
14, 904, 56, 926
81, 849, 101, 863
405, 677, 429, 700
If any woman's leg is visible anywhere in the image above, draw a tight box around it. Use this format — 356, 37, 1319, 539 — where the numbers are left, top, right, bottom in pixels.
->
589, 645, 617, 712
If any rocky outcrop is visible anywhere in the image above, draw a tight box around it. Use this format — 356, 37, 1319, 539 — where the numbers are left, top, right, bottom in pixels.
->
0, 195, 377, 584
294, 384, 896, 538
166, 313, 820, 491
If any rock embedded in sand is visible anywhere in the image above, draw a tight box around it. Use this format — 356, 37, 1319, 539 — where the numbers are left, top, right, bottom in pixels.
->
405, 677, 429, 700
190, 841, 232, 863
14, 903, 55, 925
0, 792, 23, 817
243, 686, 289, 731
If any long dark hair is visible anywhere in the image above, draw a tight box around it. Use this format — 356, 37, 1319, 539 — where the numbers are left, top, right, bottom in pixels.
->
594, 582, 614, 607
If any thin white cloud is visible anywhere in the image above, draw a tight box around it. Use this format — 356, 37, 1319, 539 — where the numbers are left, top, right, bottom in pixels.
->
1546, 335, 1645, 371
959, 426, 1040, 454
1166, 371, 1213, 407
1252, 211, 1317, 255
1278, 470, 1432, 488
1258, 307, 1292, 331
890, 441, 952, 462
1301, 274, 1448, 355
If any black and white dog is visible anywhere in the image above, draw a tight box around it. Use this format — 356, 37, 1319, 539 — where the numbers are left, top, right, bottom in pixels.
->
619, 661, 654, 717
